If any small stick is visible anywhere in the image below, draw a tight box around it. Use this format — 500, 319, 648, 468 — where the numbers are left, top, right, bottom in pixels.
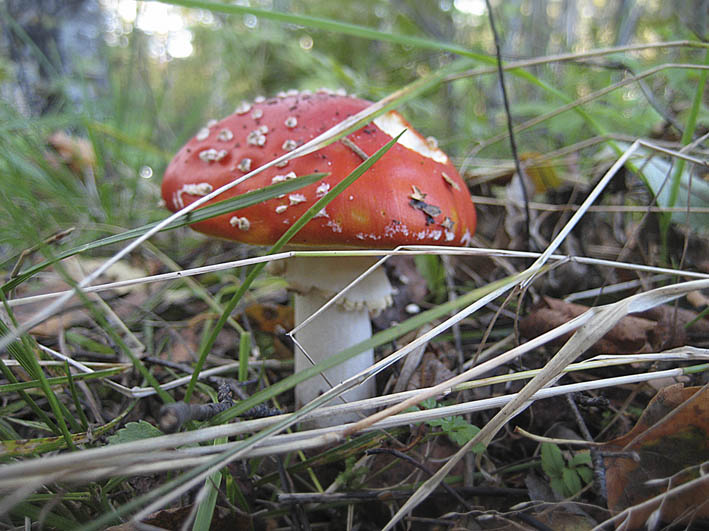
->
278, 485, 527, 504
158, 382, 281, 433
365, 448, 473, 511
340, 137, 369, 161
8, 227, 75, 280
566, 394, 607, 501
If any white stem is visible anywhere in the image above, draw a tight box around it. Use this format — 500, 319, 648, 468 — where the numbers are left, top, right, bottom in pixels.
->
284, 256, 392, 427
294, 292, 375, 423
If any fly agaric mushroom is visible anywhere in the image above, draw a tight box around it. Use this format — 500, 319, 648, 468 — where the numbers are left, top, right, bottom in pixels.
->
161, 89, 476, 426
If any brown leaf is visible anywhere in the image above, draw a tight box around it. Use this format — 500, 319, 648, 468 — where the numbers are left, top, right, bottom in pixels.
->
519, 297, 654, 354
406, 352, 456, 391
46, 131, 96, 176
637, 304, 709, 350
602, 385, 709, 528
244, 302, 293, 334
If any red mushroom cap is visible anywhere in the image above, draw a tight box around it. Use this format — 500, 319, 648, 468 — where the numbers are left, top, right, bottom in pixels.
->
161, 90, 476, 248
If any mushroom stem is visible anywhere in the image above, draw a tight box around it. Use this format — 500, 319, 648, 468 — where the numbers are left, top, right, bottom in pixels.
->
293, 292, 375, 420
284, 256, 392, 427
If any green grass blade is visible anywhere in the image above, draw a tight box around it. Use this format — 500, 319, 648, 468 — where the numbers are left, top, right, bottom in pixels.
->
1, 173, 326, 292
158, 0, 489, 60
660, 48, 709, 253
238, 332, 250, 382
192, 438, 226, 531
0, 368, 125, 394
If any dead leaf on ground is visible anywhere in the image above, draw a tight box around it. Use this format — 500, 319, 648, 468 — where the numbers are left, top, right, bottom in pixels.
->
9, 257, 152, 338
519, 296, 709, 354
602, 384, 709, 528
520, 297, 655, 354
405, 351, 456, 391
244, 302, 293, 335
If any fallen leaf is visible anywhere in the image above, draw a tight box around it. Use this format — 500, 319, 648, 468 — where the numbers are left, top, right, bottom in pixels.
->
520, 297, 709, 354
46, 131, 96, 177
244, 302, 293, 334
519, 297, 654, 354
602, 384, 709, 528
406, 352, 456, 391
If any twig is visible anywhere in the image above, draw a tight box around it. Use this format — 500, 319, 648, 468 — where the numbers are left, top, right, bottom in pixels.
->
485, 0, 531, 248
158, 382, 281, 433
566, 394, 607, 501
365, 448, 473, 511
277, 485, 527, 504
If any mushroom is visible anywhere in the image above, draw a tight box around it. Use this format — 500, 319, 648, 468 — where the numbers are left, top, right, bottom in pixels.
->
161, 89, 476, 426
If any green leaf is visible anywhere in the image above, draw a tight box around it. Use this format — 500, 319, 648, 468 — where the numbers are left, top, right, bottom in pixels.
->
561, 467, 582, 496
107, 421, 163, 445
451, 423, 481, 447
541, 442, 565, 478
576, 465, 594, 485
569, 449, 592, 467
550, 477, 566, 496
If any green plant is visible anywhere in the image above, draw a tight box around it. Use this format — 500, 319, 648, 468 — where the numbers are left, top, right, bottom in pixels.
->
418, 398, 484, 451
540, 442, 593, 498
335, 456, 368, 489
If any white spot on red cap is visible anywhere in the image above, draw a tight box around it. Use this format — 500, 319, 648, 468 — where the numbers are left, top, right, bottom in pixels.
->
196, 127, 210, 141
229, 216, 250, 231
247, 129, 267, 146
275, 205, 288, 214
251, 108, 264, 120
288, 193, 306, 205
326, 219, 342, 232
271, 172, 297, 184
315, 182, 330, 197
216, 128, 234, 141
237, 158, 252, 172
235, 101, 251, 114
198, 149, 228, 162
385, 221, 410, 238
173, 182, 214, 209
282, 139, 297, 151
284, 116, 297, 128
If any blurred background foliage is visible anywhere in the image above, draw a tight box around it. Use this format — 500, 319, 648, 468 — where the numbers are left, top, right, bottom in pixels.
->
0, 0, 705, 259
